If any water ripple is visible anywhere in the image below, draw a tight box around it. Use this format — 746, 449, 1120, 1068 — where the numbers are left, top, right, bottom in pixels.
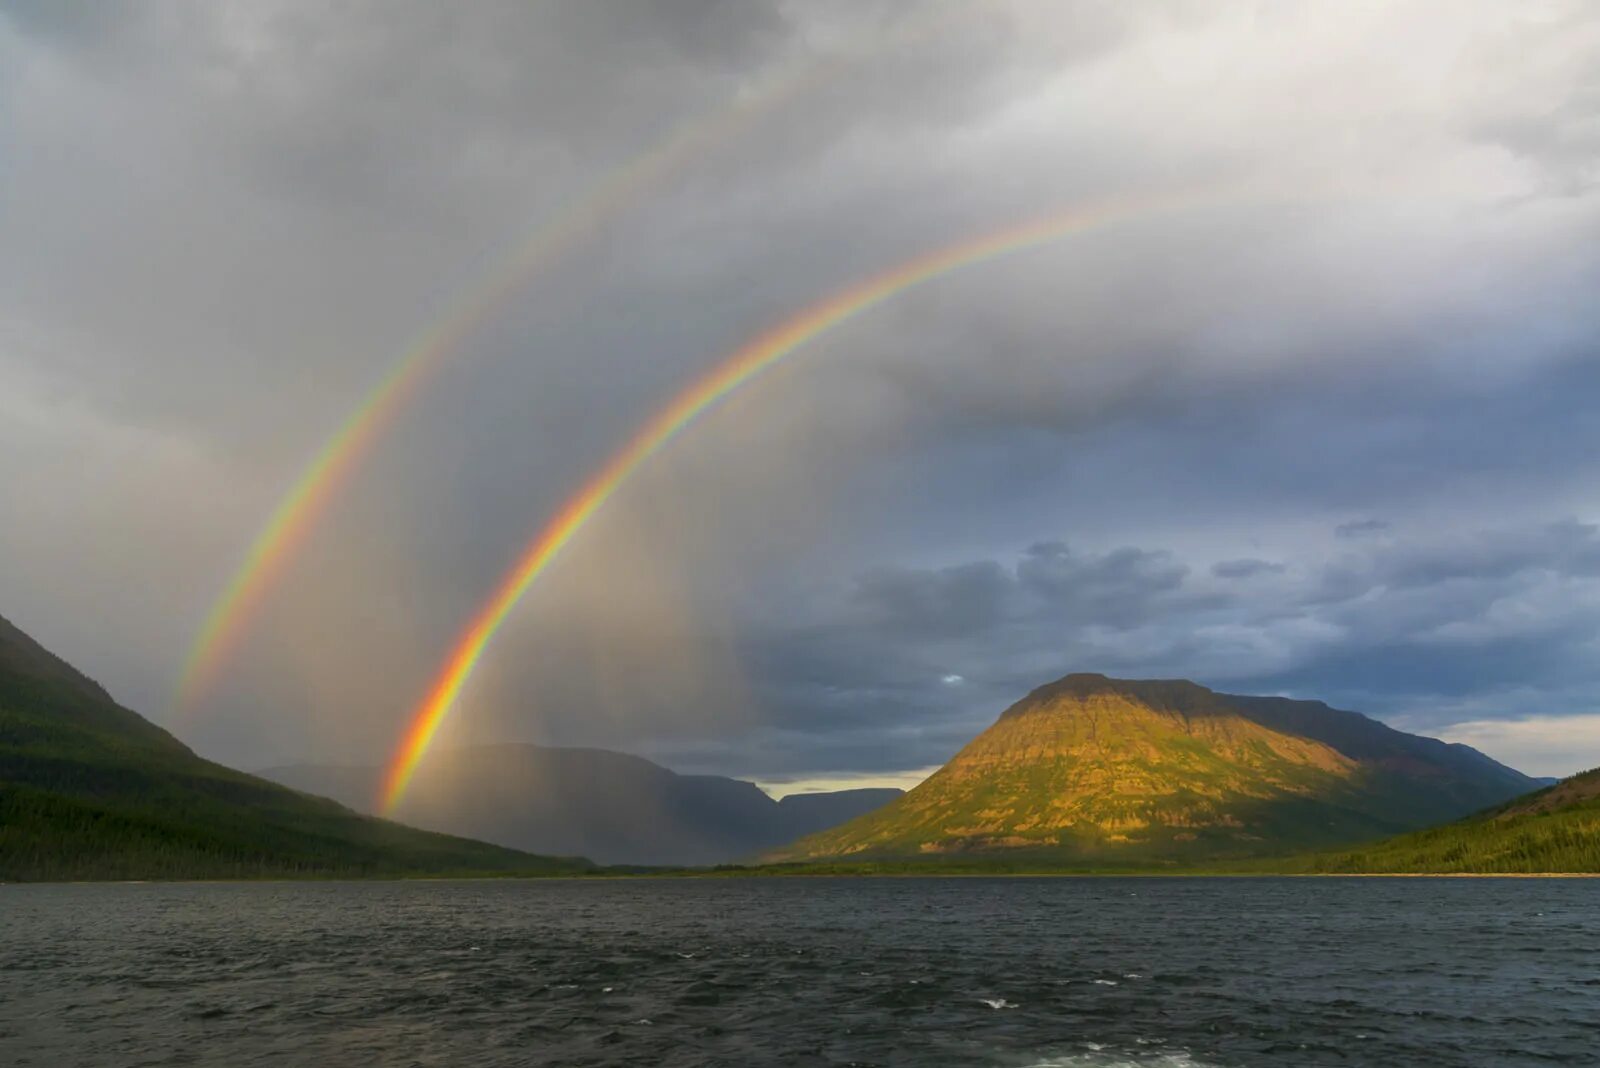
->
1, 877, 1597, 1066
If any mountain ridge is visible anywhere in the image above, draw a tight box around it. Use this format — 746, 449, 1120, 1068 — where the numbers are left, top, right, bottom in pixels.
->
0, 612, 589, 880
260, 746, 904, 866
768, 673, 1536, 864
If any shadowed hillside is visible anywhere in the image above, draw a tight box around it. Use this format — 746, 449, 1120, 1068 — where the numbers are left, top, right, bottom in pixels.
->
262, 750, 903, 866
0, 613, 589, 880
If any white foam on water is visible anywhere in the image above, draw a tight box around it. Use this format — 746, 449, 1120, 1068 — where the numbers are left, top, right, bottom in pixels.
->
980, 997, 1018, 1010
1019, 1048, 1220, 1068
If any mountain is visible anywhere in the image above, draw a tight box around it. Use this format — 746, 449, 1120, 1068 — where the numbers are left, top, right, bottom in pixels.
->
1299, 767, 1600, 873
0, 612, 589, 880
260, 748, 903, 866
776, 788, 908, 833
766, 673, 1538, 866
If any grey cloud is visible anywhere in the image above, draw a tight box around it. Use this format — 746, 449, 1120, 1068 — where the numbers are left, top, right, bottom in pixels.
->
1017, 542, 1189, 627
4, 2, 1600, 783
1314, 520, 1600, 606
1465, 3, 1600, 197
840, 541, 1192, 651
682, 513, 1600, 777
1336, 519, 1391, 540
1212, 558, 1286, 579
851, 561, 1012, 640
0, 0, 122, 47
1384, 520, 1600, 587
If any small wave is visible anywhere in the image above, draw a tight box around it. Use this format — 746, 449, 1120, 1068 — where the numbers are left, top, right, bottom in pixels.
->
1020, 1048, 1219, 1067
980, 997, 1018, 1010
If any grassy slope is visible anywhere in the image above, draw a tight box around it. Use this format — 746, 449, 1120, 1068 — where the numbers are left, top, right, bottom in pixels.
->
0, 614, 590, 881
736, 773, 1600, 877
1281, 768, 1600, 874
769, 676, 1535, 865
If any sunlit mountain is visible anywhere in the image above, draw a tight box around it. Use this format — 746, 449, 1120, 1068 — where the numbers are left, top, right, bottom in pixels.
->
767, 673, 1536, 865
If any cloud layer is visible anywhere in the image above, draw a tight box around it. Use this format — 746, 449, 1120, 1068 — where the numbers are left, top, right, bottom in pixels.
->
3, 1, 1599, 781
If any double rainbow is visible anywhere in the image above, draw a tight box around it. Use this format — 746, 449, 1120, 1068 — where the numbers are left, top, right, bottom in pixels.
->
173, 4, 990, 719
379, 190, 1197, 812
175, 61, 838, 715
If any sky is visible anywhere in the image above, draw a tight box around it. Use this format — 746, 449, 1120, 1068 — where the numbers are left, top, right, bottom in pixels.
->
3, 0, 1600, 787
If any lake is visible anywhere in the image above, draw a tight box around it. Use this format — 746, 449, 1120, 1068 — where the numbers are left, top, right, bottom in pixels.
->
2, 877, 1596, 1066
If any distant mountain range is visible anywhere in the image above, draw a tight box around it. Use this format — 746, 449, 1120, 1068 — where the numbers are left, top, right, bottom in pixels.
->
0, 613, 585, 880
767, 674, 1539, 866
260, 750, 903, 866
8, 603, 1588, 878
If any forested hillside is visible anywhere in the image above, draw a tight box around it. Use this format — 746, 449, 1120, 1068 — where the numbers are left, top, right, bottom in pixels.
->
0, 613, 589, 880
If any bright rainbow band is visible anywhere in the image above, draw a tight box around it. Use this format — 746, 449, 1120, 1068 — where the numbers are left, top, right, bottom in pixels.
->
379, 190, 1198, 812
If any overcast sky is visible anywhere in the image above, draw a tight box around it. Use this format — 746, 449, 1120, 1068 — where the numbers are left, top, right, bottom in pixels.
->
3, 1, 1599, 785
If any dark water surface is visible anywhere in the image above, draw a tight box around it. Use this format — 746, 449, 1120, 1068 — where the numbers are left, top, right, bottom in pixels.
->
2, 877, 1597, 1066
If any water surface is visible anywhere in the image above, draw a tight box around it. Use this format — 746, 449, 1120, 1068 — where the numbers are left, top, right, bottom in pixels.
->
2, 877, 1595, 1066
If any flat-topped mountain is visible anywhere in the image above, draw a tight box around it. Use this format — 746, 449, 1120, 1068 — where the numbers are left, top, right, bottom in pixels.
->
262, 749, 903, 867
0, 612, 587, 880
766, 673, 1538, 865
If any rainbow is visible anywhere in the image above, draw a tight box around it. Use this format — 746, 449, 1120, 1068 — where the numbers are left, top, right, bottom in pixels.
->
172, 4, 990, 719
379, 190, 1201, 812
173, 52, 872, 716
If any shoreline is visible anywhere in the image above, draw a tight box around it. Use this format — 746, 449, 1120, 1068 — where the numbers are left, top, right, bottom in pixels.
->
5, 870, 1600, 886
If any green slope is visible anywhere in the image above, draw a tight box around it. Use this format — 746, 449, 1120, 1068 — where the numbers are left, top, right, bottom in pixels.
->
767, 674, 1538, 866
1290, 767, 1600, 874
0, 613, 590, 880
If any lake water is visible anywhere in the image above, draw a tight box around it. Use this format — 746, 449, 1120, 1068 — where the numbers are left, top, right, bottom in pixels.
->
1, 877, 1596, 1066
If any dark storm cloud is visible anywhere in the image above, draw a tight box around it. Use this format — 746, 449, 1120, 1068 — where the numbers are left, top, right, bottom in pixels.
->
1376, 520, 1600, 589
694, 508, 1600, 777
1, 0, 1088, 728
1017, 542, 1190, 627
806, 542, 1194, 673
3, 2, 1600, 782
1335, 520, 1391, 540
851, 561, 1012, 640
1212, 559, 1285, 580
694, 539, 1219, 773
